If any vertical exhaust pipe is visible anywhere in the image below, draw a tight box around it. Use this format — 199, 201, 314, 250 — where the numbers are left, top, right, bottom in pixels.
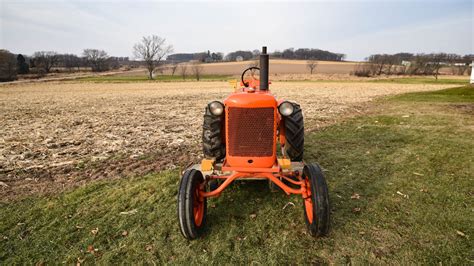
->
260, 46, 269, 90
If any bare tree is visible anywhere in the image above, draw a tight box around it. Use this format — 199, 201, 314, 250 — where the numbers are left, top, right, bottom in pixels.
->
60, 54, 81, 72
248, 59, 259, 68
32, 51, 59, 73
451, 64, 469, 75
352, 62, 380, 77
191, 61, 204, 81
179, 64, 188, 80
153, 65, 166, 78
133, 35, 173, 80
252, 49, 260, 59
306, 60, 318, 74
83, 49, 110, 72
246, 60, 259, 78
429, 53, 447, 80
0, 49, 17, 82
170, 62, 179, 76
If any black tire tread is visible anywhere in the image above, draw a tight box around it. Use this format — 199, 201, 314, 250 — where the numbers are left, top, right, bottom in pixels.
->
303, 163, 330, 237
202, 106, 225, 160
177, 169, 207, 240
284, 103, 304, 161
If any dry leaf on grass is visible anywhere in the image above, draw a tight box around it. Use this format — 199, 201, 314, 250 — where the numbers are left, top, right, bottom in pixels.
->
91, 228, 99, 235
396, 191, 409, 198
120, 209, 137, 215
351, 193, 360, 200
282, 202, 295, 209
87, 245, 98, 254
121, 230, 128, 237
456, 230, 468, 238
76, 257, 85, 266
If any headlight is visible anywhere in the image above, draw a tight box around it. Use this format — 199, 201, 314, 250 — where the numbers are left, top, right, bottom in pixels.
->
278, 101, 294, 116
209, 101, 224, 116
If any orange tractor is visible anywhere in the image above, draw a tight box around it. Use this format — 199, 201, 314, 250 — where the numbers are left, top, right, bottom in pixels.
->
178, 47, 330, 239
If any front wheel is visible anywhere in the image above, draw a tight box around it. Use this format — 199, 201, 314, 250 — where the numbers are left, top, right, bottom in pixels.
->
178, 169, 207, 240
302, 163, 330, 237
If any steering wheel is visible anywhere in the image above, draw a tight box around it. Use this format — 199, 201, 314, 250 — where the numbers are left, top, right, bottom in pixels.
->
241, 67, 260, 87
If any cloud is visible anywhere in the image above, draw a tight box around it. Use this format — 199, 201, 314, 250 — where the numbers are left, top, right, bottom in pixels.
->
0, 0, 471, 60
328, 14, 473, 60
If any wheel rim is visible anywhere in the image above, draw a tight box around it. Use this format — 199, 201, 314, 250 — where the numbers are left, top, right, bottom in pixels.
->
193, 186, 205, 226
304, 178, 314, 224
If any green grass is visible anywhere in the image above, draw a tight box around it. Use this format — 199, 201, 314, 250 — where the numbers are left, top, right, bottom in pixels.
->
1, 87, 473, 264
76, 74, 233, 83
282, 76, 470, 85
368, 77, 470, 85
390, 86, 474, 102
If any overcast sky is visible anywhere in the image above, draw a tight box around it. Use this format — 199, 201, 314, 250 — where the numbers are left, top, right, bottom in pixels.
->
1, 0, 472, 61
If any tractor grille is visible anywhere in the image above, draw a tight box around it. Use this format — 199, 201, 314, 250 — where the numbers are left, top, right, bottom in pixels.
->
227, 107, 275, 157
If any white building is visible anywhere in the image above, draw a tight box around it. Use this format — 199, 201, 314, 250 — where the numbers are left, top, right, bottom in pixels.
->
470, 61, 474, 84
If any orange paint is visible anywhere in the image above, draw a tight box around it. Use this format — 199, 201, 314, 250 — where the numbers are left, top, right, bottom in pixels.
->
224, 91, 279, 168
197, 72, 314, 222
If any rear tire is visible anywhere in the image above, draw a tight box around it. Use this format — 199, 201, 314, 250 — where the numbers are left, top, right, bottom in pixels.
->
202, 106, 225, 161
284, 103, 304, 161
178, 169, 207, 240
302, 163, 330, 237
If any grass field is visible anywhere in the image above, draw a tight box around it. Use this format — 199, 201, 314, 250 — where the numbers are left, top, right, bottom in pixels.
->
369, 77, 469, 85
279, 76, 469, 85
1, 86, 472, 264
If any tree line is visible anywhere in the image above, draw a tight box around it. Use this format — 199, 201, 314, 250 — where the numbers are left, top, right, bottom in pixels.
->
3, 34, 472, 82
354, 53, 473, 79
167, 51, 224, 63
166, 48, 345, 63
222, 48, 345, 62
0, 48, 130, 81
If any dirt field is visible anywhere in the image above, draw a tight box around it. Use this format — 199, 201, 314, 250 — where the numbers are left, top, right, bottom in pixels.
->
0, 81, 457, 200
115, 59, 459, 78
117, 59, 359, 76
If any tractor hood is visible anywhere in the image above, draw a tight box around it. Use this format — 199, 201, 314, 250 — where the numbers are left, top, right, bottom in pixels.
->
224, 92, 277, 109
